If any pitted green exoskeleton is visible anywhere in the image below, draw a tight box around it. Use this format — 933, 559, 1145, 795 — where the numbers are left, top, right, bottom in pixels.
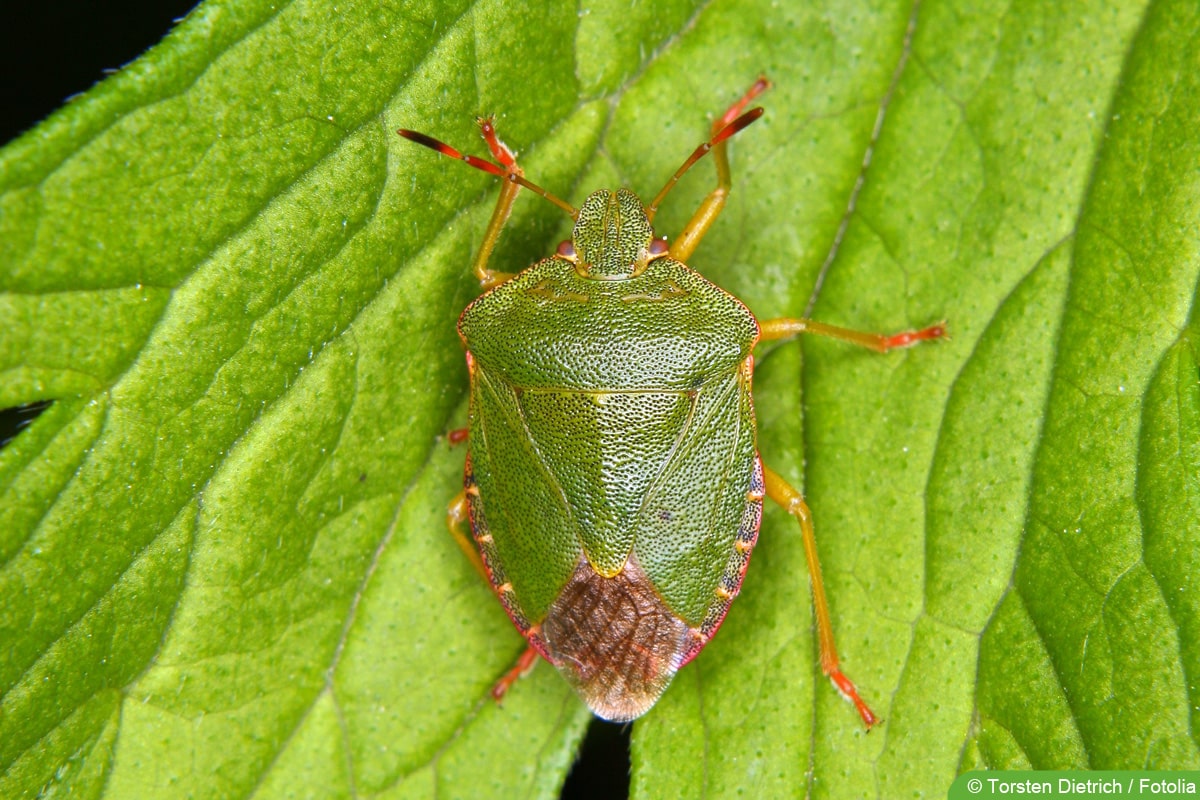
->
398, 78, 945, 725
569, 189, 656, 278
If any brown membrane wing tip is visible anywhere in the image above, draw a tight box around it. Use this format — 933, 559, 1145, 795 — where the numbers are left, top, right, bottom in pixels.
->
541, 559, 690, 722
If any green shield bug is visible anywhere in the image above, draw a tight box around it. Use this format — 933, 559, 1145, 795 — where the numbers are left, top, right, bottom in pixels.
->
398, 78, 944, 727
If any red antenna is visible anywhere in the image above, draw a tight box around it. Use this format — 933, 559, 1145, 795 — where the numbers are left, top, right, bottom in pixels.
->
647, 76, 769, 221
398, 119, 578, 219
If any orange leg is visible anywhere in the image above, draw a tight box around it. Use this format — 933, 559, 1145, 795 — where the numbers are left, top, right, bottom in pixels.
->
446, 490, 488, 581
448, 488, 544, 701
490, 645, 541, 703
755, 314, 943, 726
467, 118, 522, 290
668, 77, 771, 263
762, 464, 878, 729
398, 118, 524, 289
759, 317, 947, 352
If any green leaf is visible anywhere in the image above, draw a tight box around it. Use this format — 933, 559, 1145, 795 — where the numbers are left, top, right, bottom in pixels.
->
1, 0, 1196, 798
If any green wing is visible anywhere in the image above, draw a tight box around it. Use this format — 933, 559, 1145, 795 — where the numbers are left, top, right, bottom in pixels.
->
468, 365, 583, 622
469, 362, 755, 628
630, 371, 757, 627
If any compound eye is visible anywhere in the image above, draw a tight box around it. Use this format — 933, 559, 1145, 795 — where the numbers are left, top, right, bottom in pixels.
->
556, 239, 577, 261
647, 237, 670, 259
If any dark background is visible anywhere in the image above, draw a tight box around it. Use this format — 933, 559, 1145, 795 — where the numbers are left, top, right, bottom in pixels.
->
1, 3, 198, 146
0, 3, 629, 797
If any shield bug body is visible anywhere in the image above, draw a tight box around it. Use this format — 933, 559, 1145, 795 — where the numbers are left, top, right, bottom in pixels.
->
399, 79, 944, 726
